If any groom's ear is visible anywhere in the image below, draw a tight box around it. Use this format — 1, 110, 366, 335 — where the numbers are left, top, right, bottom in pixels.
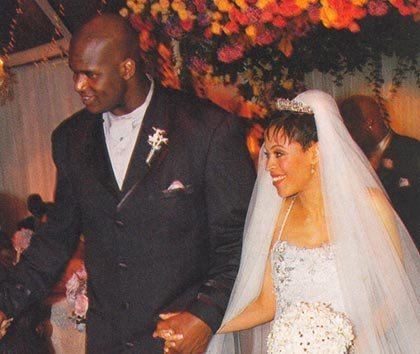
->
119, 58, 136, 80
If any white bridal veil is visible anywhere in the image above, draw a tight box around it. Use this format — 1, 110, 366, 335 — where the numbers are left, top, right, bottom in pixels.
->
207, 90, 420, 353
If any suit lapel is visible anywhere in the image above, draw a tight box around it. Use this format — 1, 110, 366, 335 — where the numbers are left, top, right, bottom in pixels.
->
85, 113, 121, 201
120, 85, 171, 197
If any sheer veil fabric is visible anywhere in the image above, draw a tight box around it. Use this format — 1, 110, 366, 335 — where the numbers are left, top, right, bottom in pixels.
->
207, 90, 420, 353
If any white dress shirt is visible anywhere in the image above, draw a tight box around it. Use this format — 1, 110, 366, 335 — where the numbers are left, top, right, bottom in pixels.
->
103, 80, 154, 189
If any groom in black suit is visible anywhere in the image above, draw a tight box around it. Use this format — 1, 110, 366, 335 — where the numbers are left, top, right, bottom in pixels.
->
0, 14, 255, 353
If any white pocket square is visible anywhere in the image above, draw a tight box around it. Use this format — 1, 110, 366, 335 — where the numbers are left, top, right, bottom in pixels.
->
167, 180, 185, 191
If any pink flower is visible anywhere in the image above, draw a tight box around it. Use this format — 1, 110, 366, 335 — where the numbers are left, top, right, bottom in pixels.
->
367, 0, 389, 16
217, 43, 245, 63
76, 266, 87, 280
193, 0, 207, 13
74, 293, 89, 318
245, 7, 263, 24
66, 263, 88, 320
66, 273, 81, 303
12, 229, 33, 253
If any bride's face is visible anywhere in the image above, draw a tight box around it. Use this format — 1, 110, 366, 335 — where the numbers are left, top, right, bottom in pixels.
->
264, 128, 317, 197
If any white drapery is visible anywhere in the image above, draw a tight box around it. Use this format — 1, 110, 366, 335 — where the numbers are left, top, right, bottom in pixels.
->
304, 56, 420, 140
0, 56, 418, 235
0, 59, 82, 235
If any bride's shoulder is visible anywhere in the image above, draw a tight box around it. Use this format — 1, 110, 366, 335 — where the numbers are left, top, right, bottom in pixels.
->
269, 197, 295, 249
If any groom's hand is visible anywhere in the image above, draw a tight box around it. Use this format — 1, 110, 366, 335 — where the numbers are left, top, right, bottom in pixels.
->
154, 311, 212, 353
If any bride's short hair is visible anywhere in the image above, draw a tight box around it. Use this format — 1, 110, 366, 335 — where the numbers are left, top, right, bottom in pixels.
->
265, 112, 317, 150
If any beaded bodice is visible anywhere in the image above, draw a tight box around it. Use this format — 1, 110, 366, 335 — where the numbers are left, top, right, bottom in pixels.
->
270, 240, 345, 318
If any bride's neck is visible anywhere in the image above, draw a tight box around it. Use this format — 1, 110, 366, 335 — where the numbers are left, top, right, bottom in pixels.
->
296, 173, 324, 221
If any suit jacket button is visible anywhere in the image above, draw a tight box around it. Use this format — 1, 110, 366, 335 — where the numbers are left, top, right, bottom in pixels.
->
118, 262, 128, 269
115, 220, 124, 227
125, 342, 134, 348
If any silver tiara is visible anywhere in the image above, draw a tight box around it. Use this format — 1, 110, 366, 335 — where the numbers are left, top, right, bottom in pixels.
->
276, 98, 313, 114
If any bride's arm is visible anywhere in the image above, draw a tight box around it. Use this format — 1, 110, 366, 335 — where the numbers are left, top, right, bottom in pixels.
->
217, 255, 276, 333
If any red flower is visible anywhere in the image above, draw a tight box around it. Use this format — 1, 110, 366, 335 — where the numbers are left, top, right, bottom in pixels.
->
255, 29, 275, 45
229, 7, 249, 25
272, 15, 287, 28
217, 43, 245, 63
181, 19, 195, 31
130, 15, 153, 32
204, 27, 213, 39
277, 0, 302, 18
261, 10, 274, 23
308, 5, 320, 23
225, 20, 240, 34
390, 0, 415, 15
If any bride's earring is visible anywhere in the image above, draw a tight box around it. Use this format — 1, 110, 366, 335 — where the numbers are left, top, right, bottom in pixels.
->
310, 163, 315, 175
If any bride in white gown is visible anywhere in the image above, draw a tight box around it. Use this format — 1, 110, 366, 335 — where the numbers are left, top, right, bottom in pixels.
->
160, 90, 419, 353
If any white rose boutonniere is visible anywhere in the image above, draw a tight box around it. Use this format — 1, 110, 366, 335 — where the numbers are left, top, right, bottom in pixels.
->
147, 127, 168, 166
398, 177, 410, 188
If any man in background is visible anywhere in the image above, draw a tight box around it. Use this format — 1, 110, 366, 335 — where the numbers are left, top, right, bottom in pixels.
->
340, 95, 419, 248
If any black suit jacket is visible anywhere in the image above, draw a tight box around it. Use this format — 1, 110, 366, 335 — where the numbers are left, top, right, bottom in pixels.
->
0, 86, 256, 353
376, 133, 420, 248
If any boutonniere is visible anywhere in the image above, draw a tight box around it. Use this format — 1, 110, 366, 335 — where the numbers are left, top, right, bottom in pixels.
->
398, 177, 410, 188
146, 127, 168, 166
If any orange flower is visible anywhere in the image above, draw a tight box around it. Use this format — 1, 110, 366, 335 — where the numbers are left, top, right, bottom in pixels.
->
351, 0, 368, 5
278, 35, 293, 57
256, 0, 273, 9
282, 80, 294, 91
295, 0, 314, 10
212, 11, 224, 21
234, 0, 249, 10
215, 0, 234, 12
245, 24, 257, 39
157, 43, 172, 60
139, 31, 156, 52
160, 0, 170, 10
320, 0, 366, 30
211, 22, 223, 35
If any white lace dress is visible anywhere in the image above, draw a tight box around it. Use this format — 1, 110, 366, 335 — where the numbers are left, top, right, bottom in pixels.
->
267, 240, 351, 353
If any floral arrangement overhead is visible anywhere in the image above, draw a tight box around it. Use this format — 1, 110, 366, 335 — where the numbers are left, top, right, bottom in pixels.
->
122, 0, 419, 117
